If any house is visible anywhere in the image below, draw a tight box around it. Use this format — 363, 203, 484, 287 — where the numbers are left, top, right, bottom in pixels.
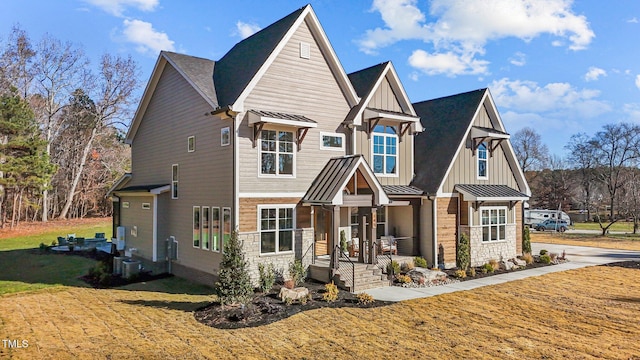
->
108, 5, 529, 289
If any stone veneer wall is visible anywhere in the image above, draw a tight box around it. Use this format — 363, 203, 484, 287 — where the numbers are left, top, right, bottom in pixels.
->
468, 224, 517, 267
238, 228, 314, 286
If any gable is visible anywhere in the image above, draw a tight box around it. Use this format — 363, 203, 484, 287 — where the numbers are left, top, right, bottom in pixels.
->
243, 18, 351, 117
367, 75, 403, 113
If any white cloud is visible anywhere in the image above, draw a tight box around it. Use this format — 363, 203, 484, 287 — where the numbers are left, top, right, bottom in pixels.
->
235, 21, 261, 39
359, 0, 594, 76
408, 49, 488, 76
623, 103, 640, 122
122, 19, 175, 55
636, 74, 640, 90
489, 77, 610, 117
628, 17, 639, 23
509, 52, 526, 66
84, 0, 158, 17
584, 67, 606, 81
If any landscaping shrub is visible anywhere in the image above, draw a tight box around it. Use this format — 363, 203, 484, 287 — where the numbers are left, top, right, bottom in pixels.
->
467, 267, 476, 277
523, 226, 532, 254
322, 281, 338, 302
340, 230, 347, 253
39, 242, 49, 252
539, 249, 548, 256
454, 269, 467, 279
520, 253, 534, 264
539, 254, 552, 264
414, 256, 428, 268
395, 274, 412, 284
258, 263, 275, 293
482, 261, 497, 273
401, 260, 415, 272
386, 260, 400, 275
288, 259, 306, 286
489, 259, 499, 271
215, 230, 253, 305
457, 233, 470, 270
356, 292, 374, 305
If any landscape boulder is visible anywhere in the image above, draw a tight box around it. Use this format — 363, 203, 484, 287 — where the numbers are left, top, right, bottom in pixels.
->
512, 258, 527, 267
407, 268, 447, 284
500, 260, 515, 271
279, 287, 309, 303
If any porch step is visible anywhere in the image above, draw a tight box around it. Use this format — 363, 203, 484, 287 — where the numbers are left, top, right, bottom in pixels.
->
334, 262, 390, 292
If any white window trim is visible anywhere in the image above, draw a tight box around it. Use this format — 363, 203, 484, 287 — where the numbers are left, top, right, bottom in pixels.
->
477, 142, 488, 180
171, 164, 178, 199
258, 128, 296, 178
221, 127, 230, 146
193, 206, 200, 248
211, 206, 221, 252
187, 136, 195, 152
319, 131, 345, 151
257, 204, 296, 255
480, 206, 508, 242
370, 127, 399, 177
376, 206, 387, 238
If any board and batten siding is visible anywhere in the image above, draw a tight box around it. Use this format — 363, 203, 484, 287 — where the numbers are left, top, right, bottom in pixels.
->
354, 75, 413, 186
128, 62, 233, 275
441, 105, 519, 193
238, 19, 350, 194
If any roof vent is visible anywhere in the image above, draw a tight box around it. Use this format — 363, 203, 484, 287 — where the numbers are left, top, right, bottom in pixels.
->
300, 42, 310, 59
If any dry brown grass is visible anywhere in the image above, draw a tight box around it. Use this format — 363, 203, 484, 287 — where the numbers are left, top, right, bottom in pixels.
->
532, 232, 640, 251
1, 266, 639, 359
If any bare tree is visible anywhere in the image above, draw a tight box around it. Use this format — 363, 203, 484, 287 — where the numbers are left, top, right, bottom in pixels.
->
565, 133, 598, 221
57, 54, 138, 219
0, 25, 36, 97
617, 166, 640, 234
32, 34, 90, 221
512, 127, 549, 172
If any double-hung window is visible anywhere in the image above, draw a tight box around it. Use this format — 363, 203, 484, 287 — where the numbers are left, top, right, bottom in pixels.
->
172, 164, 178, 199
477, 142, 488, 179
481, 207, 507, 242
193, 206, 200, 247
372, 125, 397, 175
261, 130, 294, 176
201, 207, 210, 250
211, 207, 220, 252
259, 206, 294, 254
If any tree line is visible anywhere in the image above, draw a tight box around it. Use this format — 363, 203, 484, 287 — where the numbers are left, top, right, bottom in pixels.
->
513, 124, 640, 234
0, 26, 137, 227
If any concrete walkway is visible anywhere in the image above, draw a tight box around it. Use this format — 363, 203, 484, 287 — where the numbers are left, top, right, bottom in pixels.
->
363, 243, 640, 302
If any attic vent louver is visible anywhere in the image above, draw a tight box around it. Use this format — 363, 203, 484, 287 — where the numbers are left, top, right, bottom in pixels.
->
300, 42, 310, 59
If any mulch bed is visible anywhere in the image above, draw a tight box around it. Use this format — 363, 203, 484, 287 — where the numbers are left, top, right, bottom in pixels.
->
600, 260, 640, 269
442, 258, 557, 281
194, 280, 392, 329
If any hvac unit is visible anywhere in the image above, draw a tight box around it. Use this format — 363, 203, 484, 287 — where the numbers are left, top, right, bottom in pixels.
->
113, 256, 126, 275
122, 259, 140, 279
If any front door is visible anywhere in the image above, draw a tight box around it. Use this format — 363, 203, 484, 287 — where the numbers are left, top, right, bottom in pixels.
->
314, 207, 332, 256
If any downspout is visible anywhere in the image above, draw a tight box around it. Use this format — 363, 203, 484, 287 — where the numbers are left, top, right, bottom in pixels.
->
431, 196, 438, 268
112, 194, 120, 239
233, 112, 239, 233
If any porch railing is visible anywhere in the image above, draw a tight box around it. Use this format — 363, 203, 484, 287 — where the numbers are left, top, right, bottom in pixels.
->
300, 241, 316, 265
373, 240, 394, 279
333, 245, 355, 292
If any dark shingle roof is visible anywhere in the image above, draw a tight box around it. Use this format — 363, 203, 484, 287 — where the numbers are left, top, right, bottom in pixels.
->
213, 6, 306, 107
162, 51, 218, 107
411, 88, 487, 193
347, 62, 388, 97
382, 185, 424, 196
118, 184, 170, 192
454, 184, 529, 200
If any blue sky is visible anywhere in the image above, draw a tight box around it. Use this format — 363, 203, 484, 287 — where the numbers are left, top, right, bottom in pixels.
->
2, 0, 639, 157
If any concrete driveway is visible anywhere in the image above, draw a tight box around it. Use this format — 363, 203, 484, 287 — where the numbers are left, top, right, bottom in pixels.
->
363, 243, 640, 302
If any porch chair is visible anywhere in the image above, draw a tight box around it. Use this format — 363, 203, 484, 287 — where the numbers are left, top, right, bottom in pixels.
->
348, 238, 359, 257
379, 236, 397, 255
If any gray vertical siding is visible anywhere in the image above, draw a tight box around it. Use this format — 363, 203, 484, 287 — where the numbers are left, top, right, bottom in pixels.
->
441, 104, 519, 193
128, 63, 233, 275
238, 19, 350, 193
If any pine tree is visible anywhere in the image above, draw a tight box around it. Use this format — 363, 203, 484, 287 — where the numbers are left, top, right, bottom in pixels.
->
215, 230, 253, 305
0, 88, 55, 226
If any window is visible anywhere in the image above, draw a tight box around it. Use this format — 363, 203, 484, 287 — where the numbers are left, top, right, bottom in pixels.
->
481, 207, 507, 242
142, 203, 150, 210
222, 207, 231, 249
212, 207, 220, 252
350, 207, 359, 240
260, 130, 294, 176
376, 207, 386, 237
193, 207, 200, 247
188, 136, 195, 152
221, 127, 230, 146
259, 206, 294, 254
372, 125, 397, 175
122, 202, 129, 209
478, 142, 488, 179
202, 207, 210, 250
320, 132, 345, 151
172, 164, 178, 199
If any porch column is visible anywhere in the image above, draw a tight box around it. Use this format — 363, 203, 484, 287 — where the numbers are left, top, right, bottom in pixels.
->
330, 205, 340, 276
368, 206, 377, 264
358, 212, 366, 263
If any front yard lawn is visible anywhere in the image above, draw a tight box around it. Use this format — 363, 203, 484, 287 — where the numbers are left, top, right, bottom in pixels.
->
532, 232, 640, 251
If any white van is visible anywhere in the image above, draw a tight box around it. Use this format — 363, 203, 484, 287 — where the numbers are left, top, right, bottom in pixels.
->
524, 209, 571, 228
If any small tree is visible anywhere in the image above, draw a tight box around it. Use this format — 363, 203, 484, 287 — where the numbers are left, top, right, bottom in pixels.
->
215, 230, 253, 305
456, 233, 470, 270
522, 226, 532, 254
